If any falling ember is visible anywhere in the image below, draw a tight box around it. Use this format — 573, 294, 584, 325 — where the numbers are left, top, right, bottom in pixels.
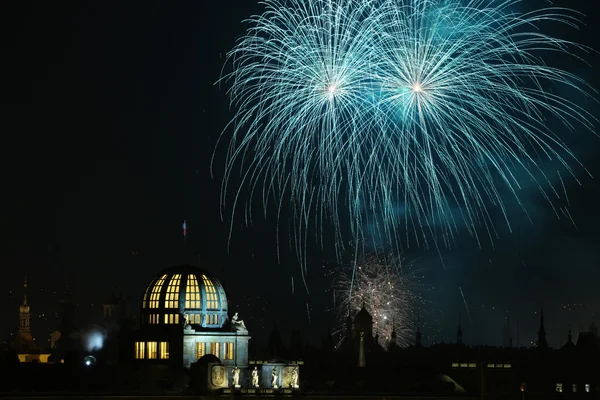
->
459, 286, 472, 322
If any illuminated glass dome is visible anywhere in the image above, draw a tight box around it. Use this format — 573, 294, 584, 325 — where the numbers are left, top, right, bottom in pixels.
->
140, 265, 228, 329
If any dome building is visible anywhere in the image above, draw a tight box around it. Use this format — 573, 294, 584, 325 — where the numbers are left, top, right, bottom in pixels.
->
133, 265, 250, 370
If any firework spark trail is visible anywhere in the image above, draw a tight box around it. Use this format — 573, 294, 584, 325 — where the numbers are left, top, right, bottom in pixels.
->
459, 286, 472, 323
334, 254, 421, 346
219, 0, 596, 277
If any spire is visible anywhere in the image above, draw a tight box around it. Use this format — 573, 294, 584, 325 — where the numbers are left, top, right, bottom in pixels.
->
16, 275, 33, 344
566, 329, 574, 346
537, 308, 548, 349
23, 275, 28, 305
456, 313, 463, 345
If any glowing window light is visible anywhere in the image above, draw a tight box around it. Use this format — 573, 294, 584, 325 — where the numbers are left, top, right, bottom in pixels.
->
202, 275, 219, 310
135, 342, 145, 359
225, 342, 234, 360
162, 314, 180, 324
186, 275, 201, 309
149, 275, 167, 308
165, 274, 181, 308
142, 281, 153, 308
159, 342, 169, 359
209, 342, 221, 357
556, 383, 563, 393
148, 342, 157, 359
196, 342, 206, 359
148, 314, 160, 324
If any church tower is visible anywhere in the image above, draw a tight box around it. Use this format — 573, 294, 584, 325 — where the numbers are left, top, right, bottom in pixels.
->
18, 276, 32, 341
353, 302, 373, 340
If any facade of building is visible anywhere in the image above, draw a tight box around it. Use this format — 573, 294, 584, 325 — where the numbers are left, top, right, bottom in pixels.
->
132, 265, 250, 370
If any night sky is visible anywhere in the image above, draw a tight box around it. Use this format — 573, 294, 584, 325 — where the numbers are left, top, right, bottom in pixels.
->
1, 0, 599, 349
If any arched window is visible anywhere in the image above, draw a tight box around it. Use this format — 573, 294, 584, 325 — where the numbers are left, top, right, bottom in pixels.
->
202, 275, 219, 310
149, 275, 167, 308
165, 274, 181, 308
186, 275, 201, 309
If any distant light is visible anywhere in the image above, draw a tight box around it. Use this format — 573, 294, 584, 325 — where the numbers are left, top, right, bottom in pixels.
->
83, 355, 96, 367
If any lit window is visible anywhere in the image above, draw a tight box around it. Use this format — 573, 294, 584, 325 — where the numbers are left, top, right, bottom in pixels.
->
503, 364, 511, 368
225, 343, 234, 360
210, 342, 221, 358
135, 342, 145, 359
585, 384, 590, 393
162, 314, 180, 324
451, 363, 459, 368
148, 342, 157, 359
186, 275, 201, 309
196, 342, 206, 359
468, 363, 476, 368
194, 314, 201, 324
556, 383, 563, 393
142, 283, 152, 308
487, 364, 495, 368
150, 274, 167, 308
460, 363, 468, 368
206, 314, 219, 325
202, 275, 219, 309
572, 384, 577, 393
165, 274, 181, 308
148, 314, 160, 324
159, 342, 169, 359
495, 364, 504, 368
